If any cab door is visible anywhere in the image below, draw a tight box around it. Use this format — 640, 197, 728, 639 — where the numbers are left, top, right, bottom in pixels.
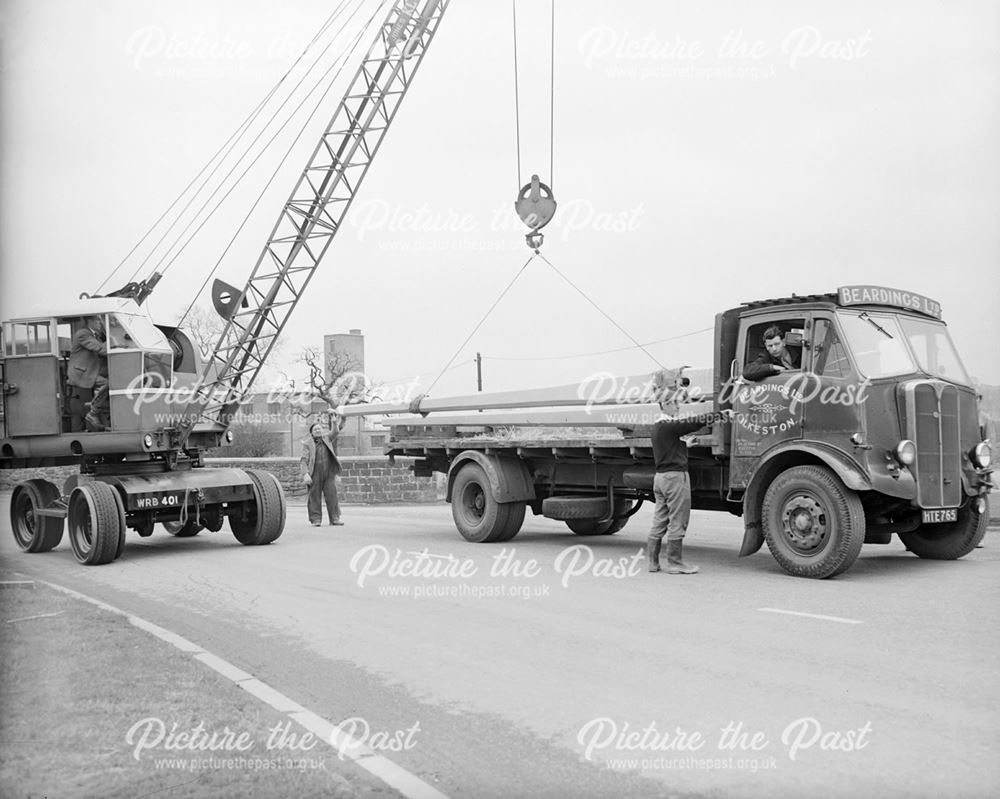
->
800, 314, 863, 439
728, 314, 809, 489
1, 319, 61, 436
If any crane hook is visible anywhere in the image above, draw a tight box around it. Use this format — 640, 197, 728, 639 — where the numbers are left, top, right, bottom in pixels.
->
514, 174, 556, 252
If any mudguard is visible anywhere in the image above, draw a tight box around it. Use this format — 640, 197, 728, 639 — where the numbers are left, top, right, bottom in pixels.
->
738, 441, 872, 557
446, 451, 535, 503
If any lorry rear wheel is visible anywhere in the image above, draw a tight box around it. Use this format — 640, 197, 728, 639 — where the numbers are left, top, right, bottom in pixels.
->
452, 463, 525, 543
10, 479, 64, 553
761, 465, 864, 579
898, 499, 988, 560
230, 470, 286, 545
67, 482, 125, 566
163, 519, 202, 537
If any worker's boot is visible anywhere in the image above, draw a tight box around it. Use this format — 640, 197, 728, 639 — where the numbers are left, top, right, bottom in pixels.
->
665, 539, 699, 574
646, 538, 662, 573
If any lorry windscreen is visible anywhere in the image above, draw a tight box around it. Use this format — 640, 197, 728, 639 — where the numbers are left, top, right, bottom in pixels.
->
837, 312, 915, 378
898, 317, 970, 384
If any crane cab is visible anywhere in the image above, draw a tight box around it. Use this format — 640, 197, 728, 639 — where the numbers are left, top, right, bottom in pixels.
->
0, 298, 211, 464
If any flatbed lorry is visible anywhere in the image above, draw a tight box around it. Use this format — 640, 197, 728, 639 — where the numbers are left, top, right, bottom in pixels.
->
351, 285, 994, 578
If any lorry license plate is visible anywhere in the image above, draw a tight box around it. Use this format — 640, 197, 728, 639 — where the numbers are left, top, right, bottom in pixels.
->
921, 508, 957, 524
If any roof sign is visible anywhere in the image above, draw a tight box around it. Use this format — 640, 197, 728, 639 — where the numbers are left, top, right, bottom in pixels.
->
837, 285, 942, 320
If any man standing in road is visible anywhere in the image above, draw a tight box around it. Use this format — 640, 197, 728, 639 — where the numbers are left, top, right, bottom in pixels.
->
647, 399, 730, 574
742, 325, 799, 382
301, 415, 346, 527
66, 315, 108, 432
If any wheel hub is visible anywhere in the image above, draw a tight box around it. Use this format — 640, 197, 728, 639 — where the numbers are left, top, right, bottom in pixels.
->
781, 495, 827, 552
463, 485, 486, 520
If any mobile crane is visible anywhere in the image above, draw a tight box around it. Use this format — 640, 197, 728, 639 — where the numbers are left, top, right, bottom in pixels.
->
1, 0, 451, 564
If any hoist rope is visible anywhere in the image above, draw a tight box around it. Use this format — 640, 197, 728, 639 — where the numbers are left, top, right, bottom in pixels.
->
423, 252, 537, 396
152, 0, 377, 286
176, 0, 388, 330
511, 0, 556, 189
511, 0, 522, 190
549, 0, 555, 189
483, 327, 715, 362
536, 251, 665, 369
95, 0, 357, 294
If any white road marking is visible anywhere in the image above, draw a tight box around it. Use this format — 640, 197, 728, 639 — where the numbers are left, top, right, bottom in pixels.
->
31, 576, 452, 799
6, 610, 65, 623
758, 607, 863, 624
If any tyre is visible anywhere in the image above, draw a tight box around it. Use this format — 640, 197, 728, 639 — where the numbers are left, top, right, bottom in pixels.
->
542, 496, 608, 521
566, 499, 634, 535
10, 479, 64, 553
163, 519, 203, 537
67, 482, 125, 566
451, 463, 526, 543
899, 499, 988, 560
761, 465, 865, 579
230, 470, 286, 545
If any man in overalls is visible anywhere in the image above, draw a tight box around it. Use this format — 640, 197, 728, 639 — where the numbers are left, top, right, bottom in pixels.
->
301, 416, 345, 526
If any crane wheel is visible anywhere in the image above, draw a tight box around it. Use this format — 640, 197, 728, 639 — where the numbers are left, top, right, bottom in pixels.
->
67, 482, 126, 566
10, 479, 64, 553
230, 469, 286, 546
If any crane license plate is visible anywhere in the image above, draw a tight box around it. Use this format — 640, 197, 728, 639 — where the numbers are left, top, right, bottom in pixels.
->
921, 508, 957, 524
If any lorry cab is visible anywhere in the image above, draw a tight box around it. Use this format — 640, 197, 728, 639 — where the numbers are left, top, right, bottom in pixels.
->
720, 285, 991, 576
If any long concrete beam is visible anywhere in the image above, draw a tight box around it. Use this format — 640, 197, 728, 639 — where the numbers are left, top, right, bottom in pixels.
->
337, 367, 714, 418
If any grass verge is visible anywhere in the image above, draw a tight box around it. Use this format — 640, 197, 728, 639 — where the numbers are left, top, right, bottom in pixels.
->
0, 577, 394, 799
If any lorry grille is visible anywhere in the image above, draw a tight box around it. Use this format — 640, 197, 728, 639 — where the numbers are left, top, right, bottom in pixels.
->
906, 381, 961, 508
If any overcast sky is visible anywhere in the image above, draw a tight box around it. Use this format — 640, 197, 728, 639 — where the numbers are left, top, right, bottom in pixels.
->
2, 0, 999, 397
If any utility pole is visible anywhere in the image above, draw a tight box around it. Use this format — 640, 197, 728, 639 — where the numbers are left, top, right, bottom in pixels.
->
476, 352, 483, 392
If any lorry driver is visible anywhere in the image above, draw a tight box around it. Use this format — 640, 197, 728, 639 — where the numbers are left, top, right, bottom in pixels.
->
742, 325, 800, 382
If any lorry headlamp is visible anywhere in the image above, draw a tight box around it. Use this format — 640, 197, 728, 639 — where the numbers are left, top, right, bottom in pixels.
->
225, 430, 234, 443
894, 440, 916, 466
972, 441, 991, 469
143, 434, 154, 449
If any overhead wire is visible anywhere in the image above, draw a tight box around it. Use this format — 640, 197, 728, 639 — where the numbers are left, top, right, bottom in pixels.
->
152, 0, 376, 286
482, 326, 714, 362
95, 0, 356, 294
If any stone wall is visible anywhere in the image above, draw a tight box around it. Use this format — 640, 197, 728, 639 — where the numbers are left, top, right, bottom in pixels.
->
0, 456, 447, 504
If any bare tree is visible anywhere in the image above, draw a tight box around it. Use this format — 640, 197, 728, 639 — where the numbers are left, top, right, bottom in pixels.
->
179, 304, 227, 358
178, 304, 284, 361
285, 347, 381, 425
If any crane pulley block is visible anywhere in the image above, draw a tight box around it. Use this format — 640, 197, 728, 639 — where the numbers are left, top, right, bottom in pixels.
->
514, 174, 556, 251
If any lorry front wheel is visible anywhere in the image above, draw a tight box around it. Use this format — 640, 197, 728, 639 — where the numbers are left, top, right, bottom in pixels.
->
10, 479, 64, 553
761, 465, 865, 579
67, 482, 125, 566
898, 499, 988, 560
452, 463, 525, 543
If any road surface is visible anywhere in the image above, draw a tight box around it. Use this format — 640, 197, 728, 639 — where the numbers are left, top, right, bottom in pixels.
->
1, 494, 997, 798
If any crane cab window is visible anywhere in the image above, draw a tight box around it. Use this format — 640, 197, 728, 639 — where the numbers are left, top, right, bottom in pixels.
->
742, 319, 804, 381
107, 314, 136, 350
2, 320, 53, 357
